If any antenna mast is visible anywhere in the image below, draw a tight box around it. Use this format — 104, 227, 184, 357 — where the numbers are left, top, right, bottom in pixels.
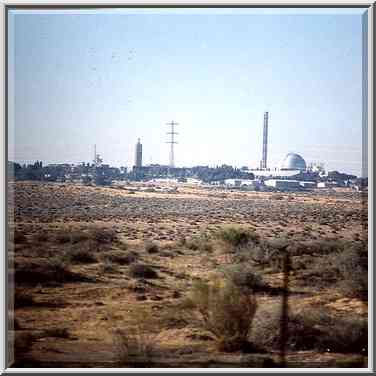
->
166, 121, 179, 168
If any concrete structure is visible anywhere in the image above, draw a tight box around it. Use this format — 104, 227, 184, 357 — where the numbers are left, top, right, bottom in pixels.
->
135, 138, 143, 168
260, 111, 269, 169
250, 168, 302, 179
299, 181, 316, 189
265, 179, 301, 191
224, 179, 260, 188
280, 153, 307, 171
317, 181, 339, 189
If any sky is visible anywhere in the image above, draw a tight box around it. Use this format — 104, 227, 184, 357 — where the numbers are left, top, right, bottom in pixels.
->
8, 8, 368, 176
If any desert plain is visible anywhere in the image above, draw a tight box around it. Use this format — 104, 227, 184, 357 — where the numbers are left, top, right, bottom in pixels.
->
9, 181, 368, 368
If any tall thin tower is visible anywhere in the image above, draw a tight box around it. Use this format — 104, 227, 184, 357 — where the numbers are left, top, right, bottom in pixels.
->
134, 138, 143, 168
166, 121, 178, 168
261, 111, 269, 169
93, 144, 102, 167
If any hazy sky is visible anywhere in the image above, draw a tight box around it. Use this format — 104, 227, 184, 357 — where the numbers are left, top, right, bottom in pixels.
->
8, 8, 367, 176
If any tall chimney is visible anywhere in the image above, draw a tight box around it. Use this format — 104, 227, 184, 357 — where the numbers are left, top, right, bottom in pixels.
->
135, 138, 142, 168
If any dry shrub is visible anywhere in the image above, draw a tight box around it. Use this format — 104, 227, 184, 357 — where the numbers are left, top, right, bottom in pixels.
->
14, 289, 35, 308
68, 248, 97, 264
15, 257, 92, 286
188, 276, 257, 352
185, 233, 212, 252
13, 231, 27, 244
32, 232, 49, 243
14, 332, 36, 360
117, 241, 128, 251
54, 227, 117, 246
104, 251, 138, 265
129, 264, 158, 279
216, 225, 259, 249
220, 264, 268, 293
91, 227, 117, 244
296, 241, 367, 299
252, 304, 367, 354
336, 242, 368, 300
294, 238, 347, 256
101, 259, 120, 274
273, 194, 284, 200
54, 230, 89, 244
145, 241, 159, 254
44, 327, 70, 339
247, 239, 289, 271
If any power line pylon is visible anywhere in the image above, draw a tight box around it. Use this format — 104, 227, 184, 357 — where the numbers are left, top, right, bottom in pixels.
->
166, 121, 178, 168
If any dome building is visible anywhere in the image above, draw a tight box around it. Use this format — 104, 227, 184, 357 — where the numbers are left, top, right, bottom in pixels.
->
280, 153, 307, 171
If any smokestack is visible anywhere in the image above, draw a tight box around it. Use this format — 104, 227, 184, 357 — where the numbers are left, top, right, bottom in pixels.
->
135, 138, 142, 168
261, 111, 269, 169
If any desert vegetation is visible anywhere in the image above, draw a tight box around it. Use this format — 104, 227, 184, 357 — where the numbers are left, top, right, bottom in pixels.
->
9, 181, 368, 368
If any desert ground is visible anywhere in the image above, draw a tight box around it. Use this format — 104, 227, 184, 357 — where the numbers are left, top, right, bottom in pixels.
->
9, 181, 368, 368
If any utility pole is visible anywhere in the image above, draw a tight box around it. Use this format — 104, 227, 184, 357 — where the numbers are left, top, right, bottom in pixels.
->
166, 121, 179, 168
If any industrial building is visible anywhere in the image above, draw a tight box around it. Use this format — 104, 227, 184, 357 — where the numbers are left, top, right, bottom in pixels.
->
224, 179, 260, 189
264, 179, 301, 190
134, 138, 143, 168
299, 181, 316, 189
250, 112, 315, 185
279, 153, 307, 171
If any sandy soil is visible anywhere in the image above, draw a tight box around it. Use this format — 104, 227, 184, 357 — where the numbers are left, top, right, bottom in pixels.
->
9, 181, 368, 368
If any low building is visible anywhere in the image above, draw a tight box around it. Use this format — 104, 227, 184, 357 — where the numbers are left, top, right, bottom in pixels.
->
224, 179, 260, 189
299, 181, 316, 189
265, 179, 301, 191
317, 181, 339, 189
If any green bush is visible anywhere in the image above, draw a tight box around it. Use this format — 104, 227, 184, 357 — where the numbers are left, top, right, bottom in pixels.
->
188, 276, 257, 352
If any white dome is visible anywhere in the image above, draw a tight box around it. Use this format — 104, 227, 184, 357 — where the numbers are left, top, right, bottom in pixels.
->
280, 153, 307, 171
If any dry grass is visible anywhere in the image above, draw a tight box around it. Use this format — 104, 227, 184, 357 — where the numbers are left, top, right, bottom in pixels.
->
10, 182, 368, 367
111, 306, 161, 365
